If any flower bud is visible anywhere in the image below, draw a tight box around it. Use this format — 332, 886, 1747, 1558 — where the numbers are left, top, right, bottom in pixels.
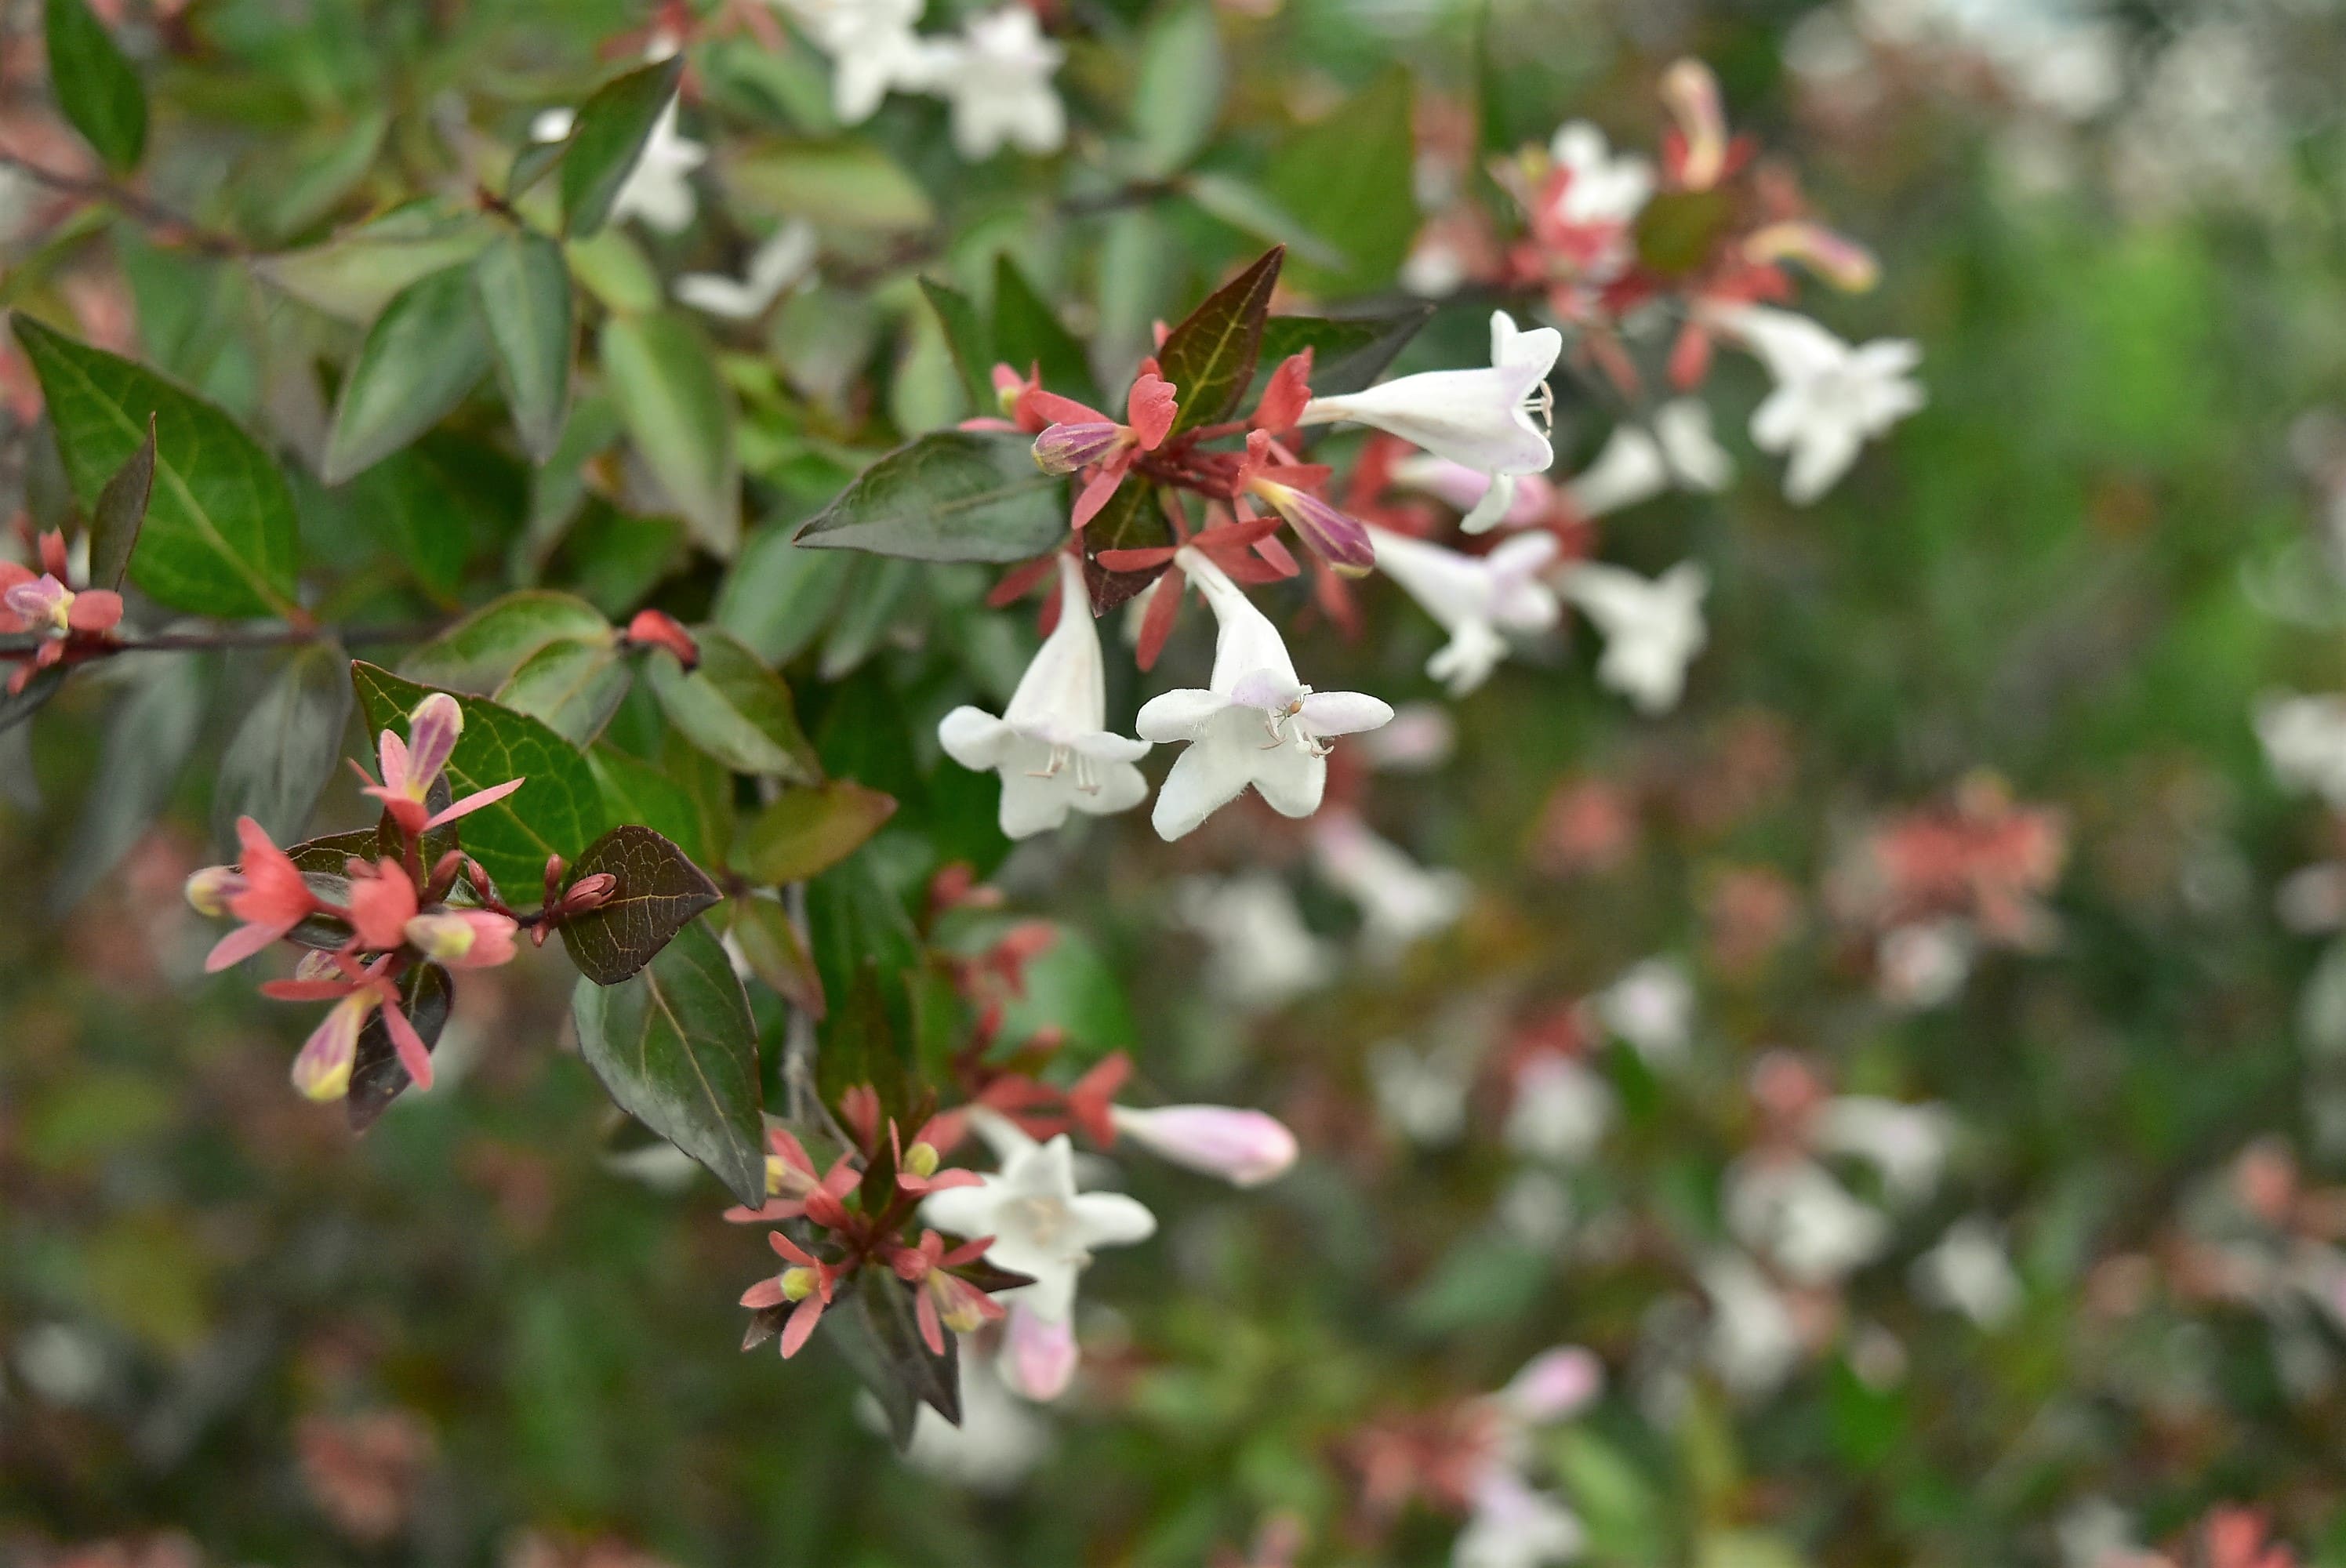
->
183, 865, 246, 917
1000, 1303, 1078, 1402
404, 693, 465, 795
293, 949, 342, 982
1254, 483, 1376, 576
1500, 1345, 1604, 1423
1032, 420, 1127, 474
780, 1266, 819, 1301
564, 873, 619, 913
403, 911, 478, 962
624, 608, 700, 669
1109, 1104, 1300, 1188
5, 575, 73, 636
290, 993, 370, 1102
903, 1141, 940, 1178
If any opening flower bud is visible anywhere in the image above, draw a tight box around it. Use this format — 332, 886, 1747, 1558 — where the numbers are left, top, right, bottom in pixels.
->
904, 1141, 941, 1178
1033, 421, 1128, 475
404, 911, 478, 962
183, 865, 246, 918
564, 873, 619, 913
780, 1266, 819, 1301
291, 993, 371, 1102
1253, 483, 1377, 576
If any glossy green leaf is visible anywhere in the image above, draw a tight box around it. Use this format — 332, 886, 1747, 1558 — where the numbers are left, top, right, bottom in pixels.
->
1081, 477, 1172, 614
806, 848, 920, 1073
343, 449, 471, 601
601, 310, 740, 557
827, 1258, 960, 1450
213, 642, 353, 848
794, 430, 1065, 564
643, 630, 820, 782
587, 743, 723, 869
52, 655, 206, 915
401, 590, 612, 693
725, 140, 934, 232
322, 265, 492, 484
473, 230, 575, 464
728, 895, 823, 1018
1257, 307, 1432, 397
1156, 245, 1282, 434
569, 917, 765, 1206
560, 56, 687, 238
918, 278, 996, 409
45, 0, 146, 172
11, 315, 300, 619
87, 413, 154, 592
713, 524, 853, 665
351, 661, 608, 899
1132, 2, 1223, 176
492, 635, 630, 746
1260, 67, 1416, 295
730, 780, 898, 886
559, 823, 724, 985
347, 962, 452, 1132
992, 255, 1098, 407
250, 205, 496, 325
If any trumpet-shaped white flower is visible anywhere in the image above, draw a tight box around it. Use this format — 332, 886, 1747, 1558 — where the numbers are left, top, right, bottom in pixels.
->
1110, 1104, 1298, 1187
1548, 121, 1655, 230
922, 1110, 1155, 1398
1135, 550, 1393, 840
1366, 526, 1560, 695
1454, 1469, 1585, 1568
1176, 873, 1333, 1011
1310, 808, 1469, 953
1559, 561, 1709, 713
925, 6, 1066, 160
2258, 692, 2346, 808
674, 220, 818, 320
939, 554, 1149, 838
529, 94, 706, 234
1301, 312, 1563, 533
1912, 1215, 2024, 1328
1567, 400, 1734, 517
772, 0, 942, 122
1717, 303, 1923, 504
1726, 1156, 1890, 1286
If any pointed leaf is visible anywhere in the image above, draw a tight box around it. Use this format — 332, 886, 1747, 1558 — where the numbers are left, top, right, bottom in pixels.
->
347, 962, 454, 1131
728, 895, 825, 1018
601, 310, 741, 557
251, 205, 497, 325
795, 430, 1065, 563
1081, 477, 1172, 614
730, 780, 898, 885
919, 278, 996, 409
1183, 173, 1345, 270
322, 265, 492, 484
1259, 67, 1417, 295
11, 315, 300, 618
993, 255, 1098, 406
493, 635, 630, 746
560, 823, 724, 985
1258, 307, 1433, 397
1132, 2, 1224, 176
50, 653, 205, 914
214, 642, 354, 847
350, 661, 608, 898
832, 1267, 960, 1445
472, 230, 575, 464
643, 630, 820, 781
1157, 245, 1282, 434
560, 56, 687, 239
45, 0, 146, 172
569, 917, 766, 1207
587, 743, 724, 869
87, 413, 153, 591
714, 524, 854, 664
724, 140, 934, 232
401, 590, 613, 693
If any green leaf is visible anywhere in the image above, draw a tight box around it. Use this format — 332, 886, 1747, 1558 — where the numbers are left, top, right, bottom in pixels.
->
472, 230, 575, 464
493, 635, 630, 746
401, 590, 612, 693
588, 743, 724, 869
322, 264, 492, 485
350, 661, 608, 898
11, 315, 300, 619
1156, 245, 1282, 434
730, 780, 898, 885
714, 524, 853, 665
559, 823, 724, 985
0, 666, 68, 737
1183, 173, 1345, 271
52, 655, 206, 915
87, 413, 154, 591
794, 430, 1065, 564
601, 310, 741, 557
560, 56, 688, 239
1257, 307, 1432, 397
829, 1258, 960, 1450
45, 0, 146, 172
725, 140, 934, 232
1259, 67, 1417, 296
1132, 2, 1224, 176
992, 255, 1098, 407
347, 962, 453, 1132
213, 642, 353, 848
1081, 477, 1171, 614
806, 848, 921, 1075
343, 449, 472, 601
569, 917, 765, 1206
251, 205, 496, 325
918, 278, 997, 410
728, 895, 824, 1018
643, 630, 820, 781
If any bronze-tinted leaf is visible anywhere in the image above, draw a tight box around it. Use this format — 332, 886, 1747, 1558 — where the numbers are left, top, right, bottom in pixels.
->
559, 823, 724, 985
1081, 477, 1172, 614
825, 1266, 960, 1449
347, 961, 453, 1131
728, 780, 897, 886
1156, 245, 1281, 434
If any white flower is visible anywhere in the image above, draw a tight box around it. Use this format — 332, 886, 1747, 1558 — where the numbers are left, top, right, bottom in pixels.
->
1366, 526, 1560, 695
1876, 919, 1975, 1009
939, 554, 1150, 839
1814, 1095, 1952, 1205
1558, 561, 1709, 713
1726, 1156, 1890, 1285
1135, 550, 1393, 840
925, 5, 1067, 160
1699, 1251, 1803, 1396
2258, 692, 2346, 808
1310, 808, 1468, 954
1176, 873, 1333, 1011
921, 1111, 1156, 1396
1371, 1040, 1471, 1146
1596, 958, 1694, 1064
772, 0, 941, 122
1716, 304, 1923, 505
1912, 1215, 2024, 1327
1301, 312, 1563, 533
674, 220, 818, 320
1454, 1470, 1585, 1568
532, 93, 707, 234
1565, 400, 1734, 518
1549, 121, 1654, 227
1504, 1055, 1616, 1163
866, 1351, 1052, 1491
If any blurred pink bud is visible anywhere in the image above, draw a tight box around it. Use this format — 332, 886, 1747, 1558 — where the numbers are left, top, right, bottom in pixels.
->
1500, 1345, 1604, 1423
183, 865, 246, 918
405, 909, 520, 967
292, 993, 373, 1101
624, 608, 699, 669
1110, 1105, 1299, 1188
5, 573, 73, 634
999, 1302, 1078, 1401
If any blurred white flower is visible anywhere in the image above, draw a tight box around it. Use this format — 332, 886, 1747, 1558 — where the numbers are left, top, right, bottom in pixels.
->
1597, 958, 1694, 1064
865, 1350, 1052, 1491
1311, 809, 1469, 954
1109, 1104, 1298, 1188
1356, 702, 1458, 771
926, 6, 1067, 159
1497, 1345, 1605, 1425
674, 221, 818, 320
1504, 1055, 1616, 1163
1177, 873, 1333, 1011
1371, 1040, 1472, 1146
2257, 693, 2346, 809
1876, 919, 1975, 1010
1715, 304, 1923, 504
1548, 121, 1654, 229
1700, 1252, 1803, 1396
1727, 1157, 1890, 1285
1913, 1215, 2023, 1327
1565, 400, 1734, 518
1814, 1095, 1953, 1204
531, 93, 706, 234
1366, 526, 1560, 695
1453, 1468, 1585, 1568
772, 0, 942, 122
1559, 561, 1709, 713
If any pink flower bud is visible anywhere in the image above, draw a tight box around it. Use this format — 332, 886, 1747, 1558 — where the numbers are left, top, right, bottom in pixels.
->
1256, 485, 1376, 576
624, 608, 699, 669
1109, 1104, 1299, 1188
5, 574, 73, 636
1033, 421, 1128, 475
291, 993, 372, 1102
183, 865, 247, 918
405, 693, 465, 796
999, 1302, 1078, 1402
1501, 1345, 1604, 1423
405, 909, 519, 967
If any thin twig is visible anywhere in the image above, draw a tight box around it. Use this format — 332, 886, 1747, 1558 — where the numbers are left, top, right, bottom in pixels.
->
0, 622, 445, 659
0, 150, 248, 258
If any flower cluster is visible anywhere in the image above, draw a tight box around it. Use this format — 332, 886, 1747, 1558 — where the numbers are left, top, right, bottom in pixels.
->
0, 528, 122, 693
768, 0, 1066, 160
